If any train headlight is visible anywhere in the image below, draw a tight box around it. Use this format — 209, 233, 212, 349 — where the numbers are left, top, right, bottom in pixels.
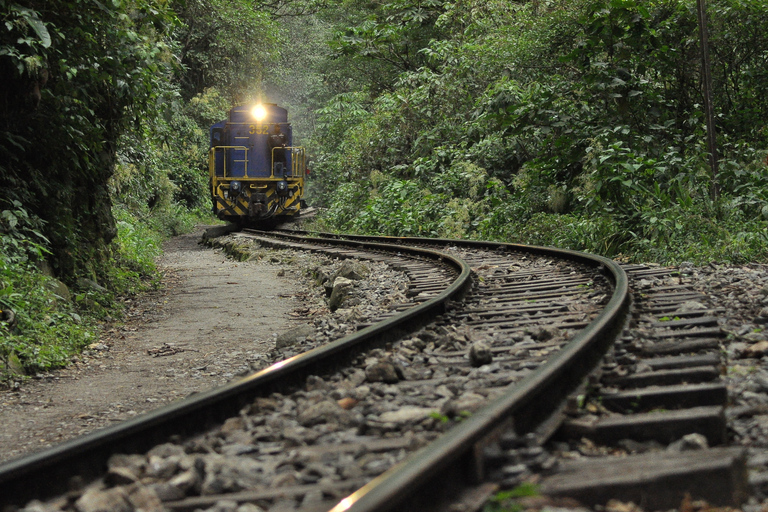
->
229, 180, 242, 197
251, 104, 267, 121
276, 180, 289, 197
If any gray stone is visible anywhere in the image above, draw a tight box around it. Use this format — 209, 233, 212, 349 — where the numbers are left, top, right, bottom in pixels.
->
220, 416, 246, 434
46, 278, 71, 302
742, 341, 768, 358
270, 472, 299, 488
667, 433, 709, 452
203, 500, 239, 512
469, 341, 493, 367
347, 369, 367, 387
168, 467, 200, 493
359, 453, 395, 476
750, 375, 768, 394
0, 308, 17, 330
530, 326, 557, 341
379, 406, 434, 423
237, 504, 266, 512
313, 266, 334, 286
4, 351, 25, 377
617, 439, 663, 454
297, 400, 353, 427
745, 332, 767, 342
301, 489, 325, 507
336, 260, 369, 281
299, 462, 336, 484
77, 278, 108, 294
435, 385, 455, 398
145, 455, 180, 479
329, 276, 354, 311
365, 361, 400, 383
676, 300, 708, 311
149, 482, 186, 502
305, 375, 328, 391
18, 500, 61, 512
275, 324, 315, 349
105, 466, 139, 486
199, 455, 265, 496
75, 487, 132, 512
756, 307, 768, 324
147, 443, 186, 458
126, 485, 164, 512
441, 392, 486, 417
202, 224, 240, 241
501, 463, 528, 478
353, 385, 371, 400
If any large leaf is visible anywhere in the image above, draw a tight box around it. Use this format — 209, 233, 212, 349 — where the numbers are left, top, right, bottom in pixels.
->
11, 4, 51, 48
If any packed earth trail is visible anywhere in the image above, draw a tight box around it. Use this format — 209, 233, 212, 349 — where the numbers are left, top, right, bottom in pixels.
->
0, 226, 306, 463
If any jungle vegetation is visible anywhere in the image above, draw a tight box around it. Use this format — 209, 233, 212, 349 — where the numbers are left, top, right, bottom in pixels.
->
1, 0, 768, 377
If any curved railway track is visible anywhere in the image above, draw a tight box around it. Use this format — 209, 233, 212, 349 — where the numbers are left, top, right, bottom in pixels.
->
6, 230, 735, 512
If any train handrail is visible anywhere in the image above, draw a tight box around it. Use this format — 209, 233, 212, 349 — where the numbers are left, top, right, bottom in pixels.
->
209, 145, 250, 179
269, 146, 306, 179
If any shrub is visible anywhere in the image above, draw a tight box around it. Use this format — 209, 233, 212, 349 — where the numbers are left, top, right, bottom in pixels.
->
0, 202, 97, 380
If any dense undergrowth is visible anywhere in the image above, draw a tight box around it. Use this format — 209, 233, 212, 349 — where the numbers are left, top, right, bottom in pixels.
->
310, 156, 768, 265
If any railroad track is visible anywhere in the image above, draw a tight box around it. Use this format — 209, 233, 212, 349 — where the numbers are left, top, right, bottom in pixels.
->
535, 263, 746, 510
267, 233, 753, 510
0, 231, 745, 512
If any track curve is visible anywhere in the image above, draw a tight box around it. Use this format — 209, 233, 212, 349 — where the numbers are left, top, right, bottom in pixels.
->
0, 232, 629, 512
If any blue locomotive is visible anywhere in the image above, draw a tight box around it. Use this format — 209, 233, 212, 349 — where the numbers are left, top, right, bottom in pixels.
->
209, 103, 306, 224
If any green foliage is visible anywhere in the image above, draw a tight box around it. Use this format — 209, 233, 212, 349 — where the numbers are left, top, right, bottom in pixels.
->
6, 0, 768, 377
0, 194, 214, 382
114, 88, 230, 213
324, 163, 503, 239
352, 178, 440, 236
0, 262, 97, 378
110, 206, 163, 291
1, 1, 51, 71
0, 202, 96, 380
429, 411, 450, 423
173, 0, 279, 100
328, 0, 449, 92
484, 482, 540, 512
0, 200, 49, 265
2, 0, 300, 381
709, 0, 768, 137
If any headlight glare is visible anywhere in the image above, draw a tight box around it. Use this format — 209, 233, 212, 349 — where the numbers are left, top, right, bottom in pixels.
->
251, 104, 267, 121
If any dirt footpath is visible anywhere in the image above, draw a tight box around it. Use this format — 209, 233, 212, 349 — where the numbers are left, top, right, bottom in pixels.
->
0, 227, 307, 463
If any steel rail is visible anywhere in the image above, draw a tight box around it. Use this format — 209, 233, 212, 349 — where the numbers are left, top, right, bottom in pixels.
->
0, 236, 471, 509
276, 232, 632, 512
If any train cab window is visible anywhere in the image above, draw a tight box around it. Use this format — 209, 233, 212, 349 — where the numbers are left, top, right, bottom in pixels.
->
211, 128, 224, 145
